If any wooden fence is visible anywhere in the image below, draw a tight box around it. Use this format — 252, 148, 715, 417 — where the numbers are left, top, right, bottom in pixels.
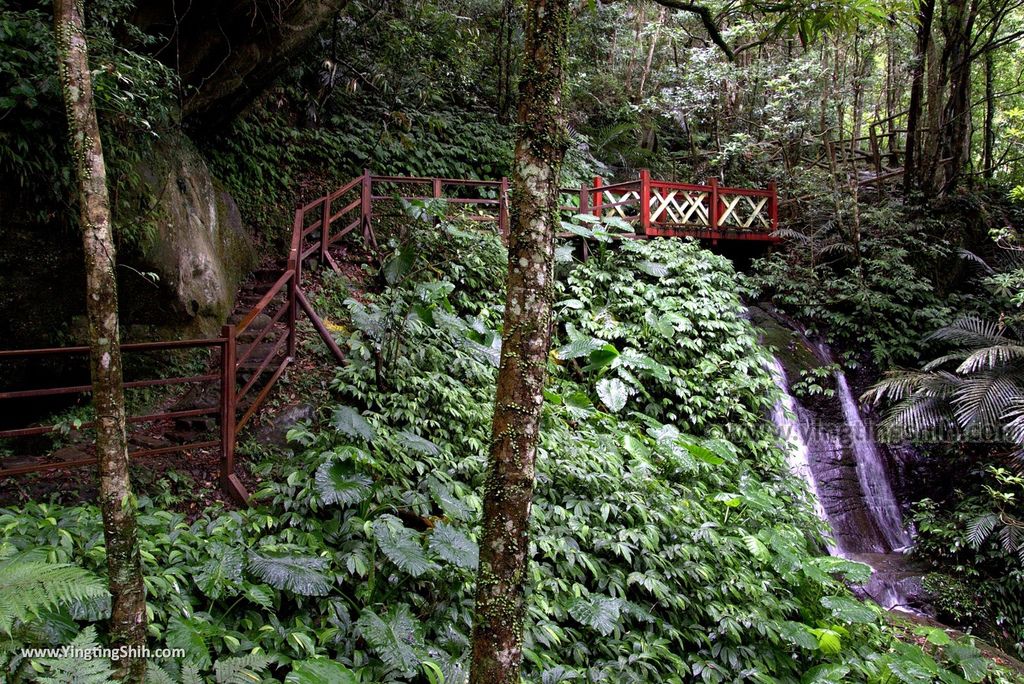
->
0, 169, 775, 501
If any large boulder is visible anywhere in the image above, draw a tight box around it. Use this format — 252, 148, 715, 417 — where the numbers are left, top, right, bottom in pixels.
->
0, 134, 255, 352
133, 134, 257, 338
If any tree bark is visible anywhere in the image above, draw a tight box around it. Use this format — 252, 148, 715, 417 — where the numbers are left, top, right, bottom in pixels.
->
936, 0, 978, 193
468, 0, 570, 682
983, 48, 995, 178
903, 0, 934, 195
53, 2, 148, 680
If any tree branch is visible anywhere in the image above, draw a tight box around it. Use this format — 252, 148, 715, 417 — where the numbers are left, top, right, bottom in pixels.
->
651, 0, 735, 61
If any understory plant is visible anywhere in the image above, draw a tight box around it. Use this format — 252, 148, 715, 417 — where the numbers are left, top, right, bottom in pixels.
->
0, 230, 1018, 683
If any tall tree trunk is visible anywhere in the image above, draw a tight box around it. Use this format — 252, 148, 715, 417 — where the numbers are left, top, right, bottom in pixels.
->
496, 0, 517, 123
983, 48, 995, 179
904, 0, 935, 195
53, 2, 148, 680
921, 4, 944, 197
469, 0, 570, 681
936, 0, 977, 193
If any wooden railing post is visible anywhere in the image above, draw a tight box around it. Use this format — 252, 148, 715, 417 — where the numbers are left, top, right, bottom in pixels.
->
291, 209, 303, 284
769, 180, 779, 232
498, 177, 510, 237
320, 195, 331, 262
709, 177, 719, 229
578, 182, 589, 215
287, 271, 297, 358
592, 176, 603, 218
361, 169, 372, 248
639, 168, 651, 236
432, 177, 442, 228
220, 324, 238, 499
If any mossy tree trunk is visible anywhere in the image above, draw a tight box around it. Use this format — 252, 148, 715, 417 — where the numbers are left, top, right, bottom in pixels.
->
53, 1, 148, 680
468, 0, 570, 682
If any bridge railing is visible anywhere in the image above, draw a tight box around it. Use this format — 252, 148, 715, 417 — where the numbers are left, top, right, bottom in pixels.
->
558, 169, 778, 241
1, 169, 778, 501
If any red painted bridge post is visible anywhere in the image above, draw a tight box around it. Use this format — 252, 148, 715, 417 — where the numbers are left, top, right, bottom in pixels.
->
639, 168, 651, 236
769, 180, 779, 233
593, 176, 602, 218
709, 177, 720, 230
219, 324, 237, 495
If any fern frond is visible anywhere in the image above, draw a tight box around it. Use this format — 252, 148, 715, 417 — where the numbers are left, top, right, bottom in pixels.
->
967, 513, 1000, 548
879, 396, 957, 438
0, 553, 109, 635
214, 653, 271, 684
927, 317, 1006, 349
34, 627, 115, 684
956, 344, 1024, 374
950, 371, 1023, 430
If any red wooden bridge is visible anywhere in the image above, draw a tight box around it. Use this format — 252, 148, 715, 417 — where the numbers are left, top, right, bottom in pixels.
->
563, 170, 779, 243
0, 170, 778, 501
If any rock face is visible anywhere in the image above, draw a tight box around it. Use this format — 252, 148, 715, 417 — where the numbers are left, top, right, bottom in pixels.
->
0, 134, 255, 352
133, 135, 256, 338
131, 0, 349, 130
754, 304, 904, 554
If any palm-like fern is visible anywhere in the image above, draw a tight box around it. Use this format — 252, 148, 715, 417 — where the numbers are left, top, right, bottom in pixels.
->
864, 316, 1024, 442
0, 550, 109, 636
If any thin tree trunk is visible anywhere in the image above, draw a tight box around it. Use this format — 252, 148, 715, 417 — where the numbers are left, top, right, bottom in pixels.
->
637, 7, 666, 100
905, 0, 937, 194
53, 2, 148, 680
469, 0, 570, 681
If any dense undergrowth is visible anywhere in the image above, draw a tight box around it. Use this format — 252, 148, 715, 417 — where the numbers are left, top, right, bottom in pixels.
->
2, 222, 1019, 683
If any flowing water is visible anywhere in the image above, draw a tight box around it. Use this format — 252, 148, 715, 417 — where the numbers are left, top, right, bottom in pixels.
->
766, 342, 924, 612
833, 372, 912, 552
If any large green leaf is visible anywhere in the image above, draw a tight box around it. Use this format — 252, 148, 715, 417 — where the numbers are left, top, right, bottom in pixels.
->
167, 616, 212, 669
596, 377, 629, 412
556, 337, 607, 361
195, 542, 244, 600
356, 605, 423, 677
285, 660, 359, 684
373, 514, 437, 577
428, 522, 478, 570
246, 552, 333, 596
397, 430, 440, 455
427, 476, 472, 522
568, 595, 622, 636
332, 406, 377, 442
820, 595, 876, 624
314, 460, 373, 506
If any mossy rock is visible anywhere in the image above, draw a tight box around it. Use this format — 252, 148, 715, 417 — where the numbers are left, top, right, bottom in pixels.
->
748, 304, 824, 381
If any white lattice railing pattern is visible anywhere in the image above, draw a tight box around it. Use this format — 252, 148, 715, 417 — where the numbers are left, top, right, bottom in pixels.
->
557, 171, 778, 241
717, 193, 771, 229
649, 188, 710, 226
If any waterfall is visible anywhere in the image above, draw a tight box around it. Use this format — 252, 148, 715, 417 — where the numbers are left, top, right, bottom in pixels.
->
833, 372, 912, 551
756, 306, 925, 612
767, 358, 834, 545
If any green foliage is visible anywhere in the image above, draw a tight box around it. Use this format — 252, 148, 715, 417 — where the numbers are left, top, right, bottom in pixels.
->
0, 549, 108, 637
1, 229, 1020, 682
1, 1, 178, 244
753, 201, 955, 366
